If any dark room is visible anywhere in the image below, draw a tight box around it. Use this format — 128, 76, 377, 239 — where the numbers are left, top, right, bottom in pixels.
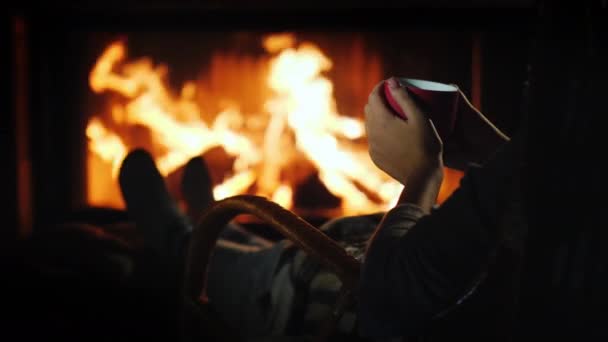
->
3, 1, 607, 341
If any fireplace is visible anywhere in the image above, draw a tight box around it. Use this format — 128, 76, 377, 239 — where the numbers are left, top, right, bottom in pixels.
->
84, 30, 472, 217
8, 3, 533, 237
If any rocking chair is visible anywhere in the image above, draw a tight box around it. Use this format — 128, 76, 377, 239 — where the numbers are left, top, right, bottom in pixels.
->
181, 195, 361, 342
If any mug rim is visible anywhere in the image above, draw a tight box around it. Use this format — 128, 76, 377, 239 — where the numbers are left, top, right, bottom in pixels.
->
398, 78, 458, 92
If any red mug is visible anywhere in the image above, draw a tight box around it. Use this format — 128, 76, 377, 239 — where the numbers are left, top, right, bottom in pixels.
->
383, 78, 460, 141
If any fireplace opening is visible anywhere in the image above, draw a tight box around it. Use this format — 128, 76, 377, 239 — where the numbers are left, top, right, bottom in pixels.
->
17, 7, 531, 233
83, 30, 474, 220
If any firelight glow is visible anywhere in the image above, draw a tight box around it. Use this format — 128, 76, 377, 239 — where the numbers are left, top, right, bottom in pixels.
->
86, 34, 458, 215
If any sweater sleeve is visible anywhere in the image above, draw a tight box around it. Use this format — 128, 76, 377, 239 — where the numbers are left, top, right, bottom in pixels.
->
358, 135, 522, 339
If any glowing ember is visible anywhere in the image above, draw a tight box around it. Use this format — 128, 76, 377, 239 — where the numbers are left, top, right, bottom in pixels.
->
86, 35, 461, 216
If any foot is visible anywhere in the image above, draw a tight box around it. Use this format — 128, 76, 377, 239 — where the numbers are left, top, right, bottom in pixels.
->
118, 149, 191, 261
180, 156, 215, 224
180, 156, 273, 248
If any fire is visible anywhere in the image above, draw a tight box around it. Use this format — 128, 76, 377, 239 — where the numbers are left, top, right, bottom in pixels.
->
85, 117, 127, 178
86, 35, 461, 216
263, 40, 402, 214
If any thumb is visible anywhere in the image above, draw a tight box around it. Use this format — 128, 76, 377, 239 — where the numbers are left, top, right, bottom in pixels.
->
386, 77, 424, 123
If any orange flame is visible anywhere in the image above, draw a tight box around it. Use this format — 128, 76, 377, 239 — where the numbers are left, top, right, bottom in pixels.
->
263, 39, 400, 214
87, 41, 261, 203
86, 35, 460, 215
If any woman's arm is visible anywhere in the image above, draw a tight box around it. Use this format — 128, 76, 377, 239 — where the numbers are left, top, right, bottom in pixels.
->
358, 171, 494, 338
359, 78, 522, 338
358, 135, 521, 338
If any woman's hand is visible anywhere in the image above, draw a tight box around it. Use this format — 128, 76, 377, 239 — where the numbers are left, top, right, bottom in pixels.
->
365, 78, 444, 212
365, 78, 444, 184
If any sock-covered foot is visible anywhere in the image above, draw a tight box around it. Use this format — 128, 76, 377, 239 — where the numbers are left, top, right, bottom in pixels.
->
181, 156, 272, 248
181, 156, 215, 224
118, 149, 191, 262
